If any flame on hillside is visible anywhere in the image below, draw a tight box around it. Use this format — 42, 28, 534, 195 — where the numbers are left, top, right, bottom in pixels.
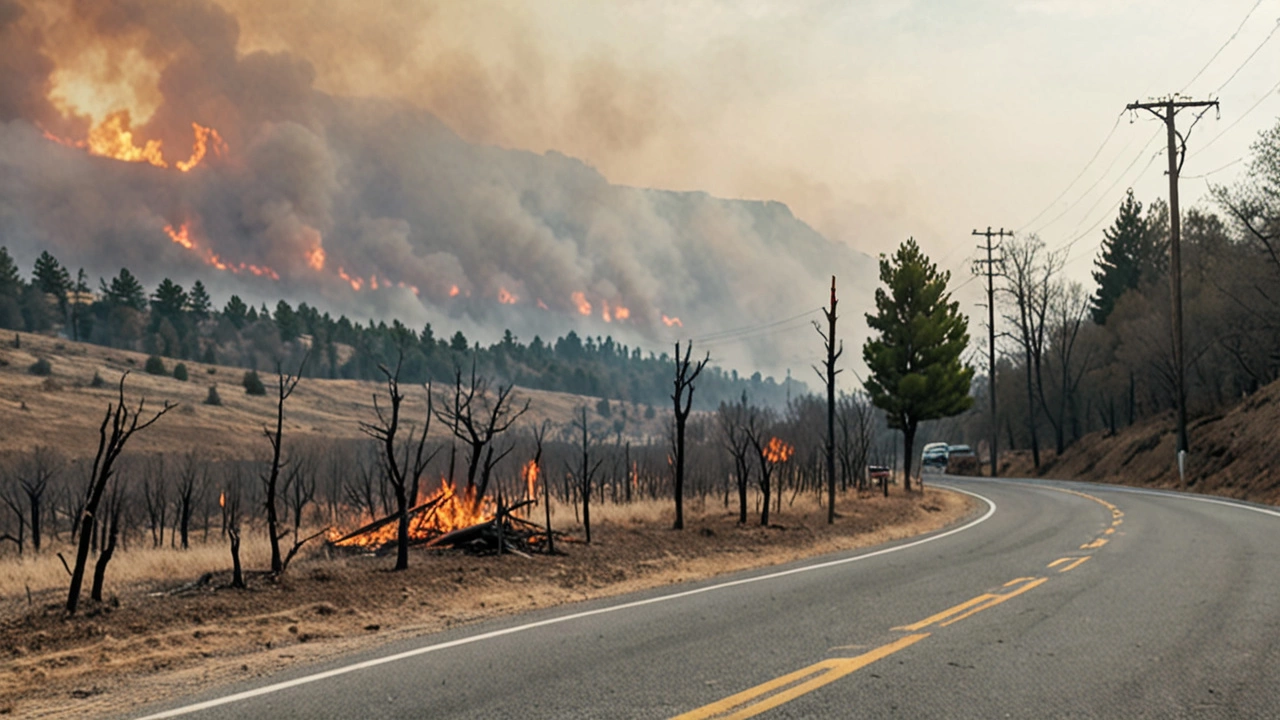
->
44, 112, 226, 172
498, 287, 518, 305
164, 222, 280, 279
662, 314, 683, 328
762, 437, 795, 464
572, 291, 591, 316
330, 480, 496, 549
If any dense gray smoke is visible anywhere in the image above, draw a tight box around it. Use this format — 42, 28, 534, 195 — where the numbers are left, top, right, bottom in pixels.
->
0, 0, 876, 375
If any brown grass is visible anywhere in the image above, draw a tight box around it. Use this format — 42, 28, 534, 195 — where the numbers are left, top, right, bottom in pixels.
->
0, 332, 667, 460
0, 487, 973, 718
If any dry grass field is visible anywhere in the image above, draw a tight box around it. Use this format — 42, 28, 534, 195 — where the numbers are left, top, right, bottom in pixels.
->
0, 331, 668, 460
0, 488, 974, 718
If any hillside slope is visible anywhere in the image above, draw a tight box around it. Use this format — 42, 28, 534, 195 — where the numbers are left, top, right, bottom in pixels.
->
0, 332, 667, 460
1003, 380, 1280, 505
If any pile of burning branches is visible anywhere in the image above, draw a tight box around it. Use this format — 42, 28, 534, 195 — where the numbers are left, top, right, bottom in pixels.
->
327, 481, 564, 556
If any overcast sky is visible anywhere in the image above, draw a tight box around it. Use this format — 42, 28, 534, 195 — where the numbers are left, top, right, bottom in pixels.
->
231, 0, 1280, 296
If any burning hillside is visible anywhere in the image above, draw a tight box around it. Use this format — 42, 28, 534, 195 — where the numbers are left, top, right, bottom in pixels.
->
0, 0, 874, 372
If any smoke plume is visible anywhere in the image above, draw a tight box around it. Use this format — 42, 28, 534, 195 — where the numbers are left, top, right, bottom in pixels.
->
0, 0, 876, 374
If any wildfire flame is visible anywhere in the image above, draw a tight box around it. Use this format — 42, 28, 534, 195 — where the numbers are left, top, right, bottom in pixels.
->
164, 222, 280, 280
572, 291, 592, 316
306, 246, 326, 271
762, 437, 795, 464
329, 480, 496, 549
614, 305, 631, 321
44, 113, 226, 172
449, 285, 461, 298
498, 287, 518, 305
174, 122, 228, 172
218, 491, 226, 509
602, 299, 612, 323
522, 460, 539, 504
662, 314, 683, 328
337, 267, 363, 291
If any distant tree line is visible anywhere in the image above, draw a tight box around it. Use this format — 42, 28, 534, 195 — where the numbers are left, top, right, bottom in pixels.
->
0, 248, 800, 410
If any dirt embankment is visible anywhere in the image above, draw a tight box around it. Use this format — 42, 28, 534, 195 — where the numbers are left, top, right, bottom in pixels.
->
1, 489, 972, 719
1001, 378, 1280, 506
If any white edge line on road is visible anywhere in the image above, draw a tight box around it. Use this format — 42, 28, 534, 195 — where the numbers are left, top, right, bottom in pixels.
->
134, 486, 996, 719
963, 476, 1280, 519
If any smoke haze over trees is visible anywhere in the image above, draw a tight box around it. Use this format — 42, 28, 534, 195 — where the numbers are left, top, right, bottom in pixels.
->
0, 0, 877, 379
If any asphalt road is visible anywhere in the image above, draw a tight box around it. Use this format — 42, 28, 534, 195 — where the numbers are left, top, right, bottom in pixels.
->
130, 477, 1280, 719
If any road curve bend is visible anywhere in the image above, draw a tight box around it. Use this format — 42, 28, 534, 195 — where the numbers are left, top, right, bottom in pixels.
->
130, 477, 1280, 719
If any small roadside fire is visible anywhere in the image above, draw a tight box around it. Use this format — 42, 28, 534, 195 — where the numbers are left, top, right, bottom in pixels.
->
329, 480, 496, 549
762, 437, 795, 464
521, 459, 541, 513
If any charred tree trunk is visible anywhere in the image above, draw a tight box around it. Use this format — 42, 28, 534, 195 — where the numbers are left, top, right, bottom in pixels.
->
670, 341, 709, 530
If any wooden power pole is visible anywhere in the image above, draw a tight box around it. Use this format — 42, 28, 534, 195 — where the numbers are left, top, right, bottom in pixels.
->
1125, 96, 1218, 463
972, 227, 1010, 477
813, 276, 842, 523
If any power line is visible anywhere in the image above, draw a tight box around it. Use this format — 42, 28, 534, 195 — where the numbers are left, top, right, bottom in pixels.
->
1214, 15, 1280, 95
691, 307, 822, 344
1181, 0, 1266, 92
1024, 125, 1156, 237
1060, 146, 1167, 267
1016, 112, 1126, 233
1183, 156, 1245, 179
1192, 76, 1280, 157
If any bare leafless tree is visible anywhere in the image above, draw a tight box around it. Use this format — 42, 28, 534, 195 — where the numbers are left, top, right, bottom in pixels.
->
89, 478, 124, 602
360, 350, 438, 571
433, 357, 529, 505
221, 468, 245, 589
16, 447, 61, 553
262, 353, 307, 575
743, 406, 778, 526
565, 407, 604, 544
1003, 234, 1062, 468
66, 373, 173, 615
717, 392, 753, 524
670, 341, 709, 530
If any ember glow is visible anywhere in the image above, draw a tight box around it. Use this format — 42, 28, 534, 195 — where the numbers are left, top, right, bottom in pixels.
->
449, 285, 461, 298
305, 245, 327, 271
762, 437, 795, 464
330, 480, 496, 549
662, 314, 683, 328
164, 222, 281, 280
498, 287, 519, 305
218, 491, 226, 509
522, 460, 539, 504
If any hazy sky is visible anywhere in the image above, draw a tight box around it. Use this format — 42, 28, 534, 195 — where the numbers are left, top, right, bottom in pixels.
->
231, 0, 1280, 295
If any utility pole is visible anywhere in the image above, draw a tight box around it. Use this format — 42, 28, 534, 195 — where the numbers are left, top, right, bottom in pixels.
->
972, 227, 1010, 477
1125, 96, 1218, 465
813, 276, 843, 523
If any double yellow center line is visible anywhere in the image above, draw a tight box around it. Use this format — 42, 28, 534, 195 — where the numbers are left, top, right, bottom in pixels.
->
673, 486, 1121, 720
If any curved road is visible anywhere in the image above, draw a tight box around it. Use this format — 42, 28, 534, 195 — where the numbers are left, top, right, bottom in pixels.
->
131, 477, 1280, 719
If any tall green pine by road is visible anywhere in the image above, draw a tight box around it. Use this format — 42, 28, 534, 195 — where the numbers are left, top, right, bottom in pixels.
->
1091, 189, 1169, 325
862, 238, 973, 492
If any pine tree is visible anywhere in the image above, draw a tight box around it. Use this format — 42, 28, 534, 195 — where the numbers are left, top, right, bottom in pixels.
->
275, 300, 300, 342
32, 251, 70, 298
100, 269, 147, 311
223, 295, 248, 328
0, 247, 25, 298
187, 280, 212, 319
1091, 189, 1148, 325
151, 278, 188, 322
862, 238, 974, 492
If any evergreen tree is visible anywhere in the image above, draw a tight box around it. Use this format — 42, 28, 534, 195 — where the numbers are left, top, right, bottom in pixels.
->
151, 278, 188, 322
100, 269, 147, 311
32, 251, 70, 299
0, 247, 25, 297
69, 268, 91, 341
1091, 189, 1148, 324
275, 300, 301, 342
32, 250, 71, 325
450, 330, 468, 352
223, 295, 248, 328
862, 238, 974, 492
187, 280, 212, 319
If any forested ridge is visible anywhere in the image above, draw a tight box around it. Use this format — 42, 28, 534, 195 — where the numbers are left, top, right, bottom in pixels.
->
0, 248, 801, 411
